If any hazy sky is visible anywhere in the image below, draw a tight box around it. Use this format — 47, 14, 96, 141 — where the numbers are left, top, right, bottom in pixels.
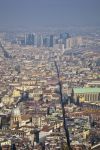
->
0, 0, 100, 29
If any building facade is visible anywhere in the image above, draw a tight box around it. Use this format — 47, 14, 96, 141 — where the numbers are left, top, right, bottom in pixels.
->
73, 88, 100, 102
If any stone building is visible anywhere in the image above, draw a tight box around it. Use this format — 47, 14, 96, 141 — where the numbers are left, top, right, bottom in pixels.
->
73, 88, 100, 102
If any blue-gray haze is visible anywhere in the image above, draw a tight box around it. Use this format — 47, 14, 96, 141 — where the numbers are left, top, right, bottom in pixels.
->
0, 0, 100, 30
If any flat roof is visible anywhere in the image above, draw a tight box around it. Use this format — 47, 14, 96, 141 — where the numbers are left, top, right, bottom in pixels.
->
73, 88, 100, 94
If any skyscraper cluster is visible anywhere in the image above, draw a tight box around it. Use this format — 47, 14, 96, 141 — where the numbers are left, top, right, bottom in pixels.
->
16, 32, 71, 49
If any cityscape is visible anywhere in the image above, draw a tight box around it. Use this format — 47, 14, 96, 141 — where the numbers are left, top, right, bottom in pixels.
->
0, 0, 100, 150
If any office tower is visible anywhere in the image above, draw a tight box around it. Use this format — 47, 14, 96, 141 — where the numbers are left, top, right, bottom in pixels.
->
66, 36, 83, 49
66, 37, 76, 49
57, 39, 63, 44
16, 35, 25, 45
37, 34, 43, 47
43, 36, 50, 47
66, 38, 73, 49
60, 32, 70, 48
77, 36, 83, 46
53, 36, 59, 45
20, 38, 25, 45
60, 32, 70, 40
49, 35, 54, 47
34, 33, 38, 47
25, 33, 35, 45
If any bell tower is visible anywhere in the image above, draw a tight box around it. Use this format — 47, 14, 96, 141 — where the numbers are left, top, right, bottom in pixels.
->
10, 106, 21, 129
